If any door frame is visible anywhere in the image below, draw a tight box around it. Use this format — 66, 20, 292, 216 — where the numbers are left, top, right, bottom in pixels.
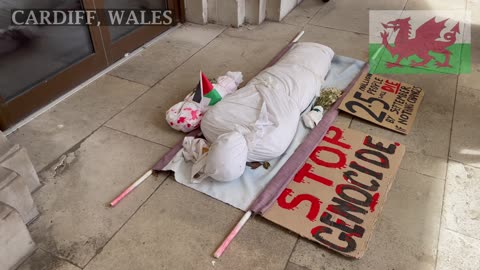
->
0, 0, 184, 130
99, 0, 181, 63
0, 0, 109, 130
103, 24, 171, 63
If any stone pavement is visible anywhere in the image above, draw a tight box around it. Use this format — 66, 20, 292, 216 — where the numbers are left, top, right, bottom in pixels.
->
9, 0, 480, 269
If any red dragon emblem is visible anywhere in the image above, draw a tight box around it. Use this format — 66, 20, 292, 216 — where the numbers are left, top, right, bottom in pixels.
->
381, 17, 460, 68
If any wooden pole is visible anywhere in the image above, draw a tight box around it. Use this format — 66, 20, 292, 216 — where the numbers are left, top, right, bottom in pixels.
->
213, 211, 252, 258
110, 169, 153, 207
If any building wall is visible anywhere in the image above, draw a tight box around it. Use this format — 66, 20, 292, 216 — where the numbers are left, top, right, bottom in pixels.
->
185, 0, 301, 27
185, 0, 208, 24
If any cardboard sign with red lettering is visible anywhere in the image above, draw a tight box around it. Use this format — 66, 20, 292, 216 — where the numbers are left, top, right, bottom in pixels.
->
262, 126, 405, 258
338, 72, 424, 134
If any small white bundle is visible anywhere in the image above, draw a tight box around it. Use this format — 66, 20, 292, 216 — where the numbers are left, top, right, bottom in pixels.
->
215, 71, 243, 97
192, 132, 248, 183
302, 106, 324, 129
165, 101, 203, 133
182, 137, 209, 162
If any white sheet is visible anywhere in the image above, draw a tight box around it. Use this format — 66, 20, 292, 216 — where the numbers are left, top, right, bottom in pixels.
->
201, 43, 334, 162
164, 55, 365, 211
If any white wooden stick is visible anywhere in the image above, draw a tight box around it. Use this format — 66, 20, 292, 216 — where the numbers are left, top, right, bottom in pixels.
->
110, 169, 153, 207
292, 30, 305, 43
213, 211, 252, 258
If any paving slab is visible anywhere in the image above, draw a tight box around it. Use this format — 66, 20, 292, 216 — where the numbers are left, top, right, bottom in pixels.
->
442, 161, 480, 240
459, 62, 480, 90
28, 127, 170, 267
450, 86, 480, 168
301, 24, 369, 61
436, 229, 480, 270
289, 169, 444, 270
104, 81, 190, 148
282, 0, 325, 27
106, 22, 302, 147
17, 249, 81, 270
350, 72, 457, 160
308, 0, 407, 34
332, 112, 353, 129
400, 151, 447, 180
221, 20, 302, 46
109, 23, 226, 86
84, 179, 298, 270
285, 262, 309, 270
8, 75, 149, 172
405, 0, 467, 10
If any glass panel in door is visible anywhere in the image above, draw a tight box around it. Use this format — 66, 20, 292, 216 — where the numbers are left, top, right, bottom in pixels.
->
0, 0, 95, 102
104, 0, 167, 42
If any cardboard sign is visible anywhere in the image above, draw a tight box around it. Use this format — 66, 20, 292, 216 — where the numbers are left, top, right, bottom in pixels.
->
263, 126, 405, 258
338, 72, 424, 134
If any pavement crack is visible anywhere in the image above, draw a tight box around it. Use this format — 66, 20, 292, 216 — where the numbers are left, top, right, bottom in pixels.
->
41, 151, 77, 181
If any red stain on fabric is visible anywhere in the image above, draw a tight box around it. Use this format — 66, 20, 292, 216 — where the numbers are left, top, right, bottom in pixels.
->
190, 110, 199, 120
177, 117, 186, 124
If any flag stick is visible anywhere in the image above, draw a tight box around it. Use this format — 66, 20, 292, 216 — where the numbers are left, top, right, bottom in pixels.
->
110, 169, 153, 207
213, 211, 252, 258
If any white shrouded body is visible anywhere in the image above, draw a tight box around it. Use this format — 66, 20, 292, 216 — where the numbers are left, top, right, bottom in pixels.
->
200, 42, 334, 181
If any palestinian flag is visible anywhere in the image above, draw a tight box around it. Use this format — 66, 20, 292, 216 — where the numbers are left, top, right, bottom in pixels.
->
192, 71, 222, 106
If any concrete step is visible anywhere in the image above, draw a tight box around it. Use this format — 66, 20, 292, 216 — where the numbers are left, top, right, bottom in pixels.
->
0, 202, 35, 270
0, 144, 41, 194
0, 167, 39, 224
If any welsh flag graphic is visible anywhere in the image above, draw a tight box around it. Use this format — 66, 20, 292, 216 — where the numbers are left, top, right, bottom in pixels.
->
369, 10, 471, 74
192, 71, 222, 107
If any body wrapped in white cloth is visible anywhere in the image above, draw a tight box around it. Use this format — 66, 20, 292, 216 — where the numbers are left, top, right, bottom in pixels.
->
198, 42, 334, 182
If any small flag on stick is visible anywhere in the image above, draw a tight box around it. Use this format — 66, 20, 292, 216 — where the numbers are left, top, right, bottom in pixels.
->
192, 71, 222, 106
